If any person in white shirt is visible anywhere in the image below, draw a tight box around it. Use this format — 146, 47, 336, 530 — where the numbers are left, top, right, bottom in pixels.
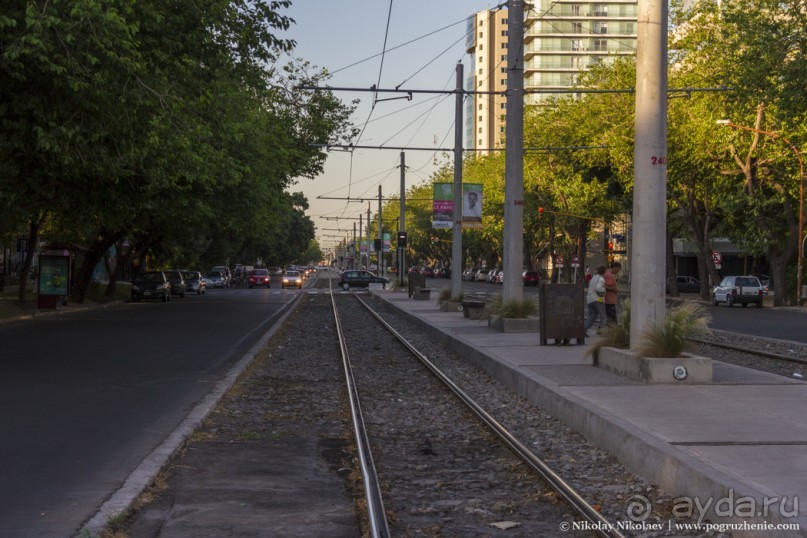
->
584, 265, 607, 335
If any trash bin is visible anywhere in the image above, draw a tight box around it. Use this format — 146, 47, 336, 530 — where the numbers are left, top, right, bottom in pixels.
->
538, 283, 586, 345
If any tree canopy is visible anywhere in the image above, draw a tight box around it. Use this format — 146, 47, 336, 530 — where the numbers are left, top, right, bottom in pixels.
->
1, 0, 354, 302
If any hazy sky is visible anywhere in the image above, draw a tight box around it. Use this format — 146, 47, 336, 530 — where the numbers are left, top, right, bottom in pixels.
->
282, 1, 502, 251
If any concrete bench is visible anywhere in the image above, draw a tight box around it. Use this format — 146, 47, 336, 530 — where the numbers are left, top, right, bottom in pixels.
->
412, 287, 431, 301
461, 299, 486, 319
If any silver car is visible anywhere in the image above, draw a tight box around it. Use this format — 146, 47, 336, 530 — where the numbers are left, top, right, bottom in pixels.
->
712, 275, 764, 307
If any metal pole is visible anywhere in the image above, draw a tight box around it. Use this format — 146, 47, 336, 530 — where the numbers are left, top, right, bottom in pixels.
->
367, 203, 371, 271
400, 151, 407, 286
503, 0, 525, 302
451, 63, 464, 300
630, 0, 668, 347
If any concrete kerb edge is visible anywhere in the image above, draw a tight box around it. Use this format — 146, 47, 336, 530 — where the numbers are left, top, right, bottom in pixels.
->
79, 293, 306, 537
380, 298, 804, 534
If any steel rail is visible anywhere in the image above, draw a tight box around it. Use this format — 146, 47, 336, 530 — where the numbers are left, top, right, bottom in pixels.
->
329, 283, 390, 538
353, 294, 626, 538
690, 336, 807, 366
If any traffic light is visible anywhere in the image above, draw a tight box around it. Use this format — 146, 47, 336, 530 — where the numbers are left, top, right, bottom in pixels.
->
608, 242, 614, 251
538, 207, 544, 218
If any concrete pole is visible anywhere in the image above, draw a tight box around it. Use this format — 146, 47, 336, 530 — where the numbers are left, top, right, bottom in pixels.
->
503, 0, 525, 302
399, 151, 407, 286
359, 214, 363, 270
630, 0, 668, 347
378, 186, 383, 276
352, 223, 357, 270
451, 63, 464, 299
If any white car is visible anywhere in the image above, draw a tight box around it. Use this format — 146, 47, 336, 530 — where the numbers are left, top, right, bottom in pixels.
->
712, 275, 764, 307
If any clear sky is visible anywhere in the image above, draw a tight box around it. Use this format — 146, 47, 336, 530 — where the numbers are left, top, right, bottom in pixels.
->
282, 0, 502, 253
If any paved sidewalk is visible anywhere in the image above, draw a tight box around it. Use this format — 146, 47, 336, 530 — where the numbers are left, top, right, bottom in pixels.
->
374, 290, 807, 537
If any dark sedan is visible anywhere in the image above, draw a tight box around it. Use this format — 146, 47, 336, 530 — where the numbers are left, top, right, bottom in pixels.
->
666, 276, 701, 294
337, 270, 389, 290
131, 271, 171, 302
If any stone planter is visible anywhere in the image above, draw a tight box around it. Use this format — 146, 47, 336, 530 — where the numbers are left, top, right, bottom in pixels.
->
488, 315, 539, 333
440, 301, 463, 313
596, 347, 713, 383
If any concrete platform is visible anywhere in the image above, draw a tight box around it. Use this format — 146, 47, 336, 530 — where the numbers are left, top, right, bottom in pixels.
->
373, 290, 807, 536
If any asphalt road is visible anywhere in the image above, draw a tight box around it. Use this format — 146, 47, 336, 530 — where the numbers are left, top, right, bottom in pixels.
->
0, 284, 300, 537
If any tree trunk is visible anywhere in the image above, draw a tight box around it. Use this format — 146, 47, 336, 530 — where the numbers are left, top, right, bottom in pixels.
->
17, 214, 47, 306
666, 228, 678, 296
70, 230, 126, 303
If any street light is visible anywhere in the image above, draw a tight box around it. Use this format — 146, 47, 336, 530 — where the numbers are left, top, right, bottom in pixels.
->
717, 119, 805, 305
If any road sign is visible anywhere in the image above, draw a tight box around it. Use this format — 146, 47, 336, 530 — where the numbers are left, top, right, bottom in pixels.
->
711, 250, 722, 265
571, 254, 580, 268
555, 255, 565, 268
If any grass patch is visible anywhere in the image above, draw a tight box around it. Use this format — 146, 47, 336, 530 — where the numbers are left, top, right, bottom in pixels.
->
437, 287, 464, 305
588, 300, 712, 362
635, 300, 711, 358
487, 293, 537, 318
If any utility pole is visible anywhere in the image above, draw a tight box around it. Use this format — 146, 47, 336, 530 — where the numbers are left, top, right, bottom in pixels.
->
359, 214, 363, 270
399, 151, 407, 285
451, 62, 464, 299
366, 203, 371, 271
352, 223, 357, 270
503, 0, 525, 302
630, 0, 668, 346
378, 186, 383, 276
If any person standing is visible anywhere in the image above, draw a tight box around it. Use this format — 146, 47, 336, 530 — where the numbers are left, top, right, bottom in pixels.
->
584, 265, 607, 336
604, 261, 622, 323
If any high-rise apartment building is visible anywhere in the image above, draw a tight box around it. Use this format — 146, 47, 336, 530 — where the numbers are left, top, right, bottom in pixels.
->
466, 1, 638, 150
465, 10, 509, 154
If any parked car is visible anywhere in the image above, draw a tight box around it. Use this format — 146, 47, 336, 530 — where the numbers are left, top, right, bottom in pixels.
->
205, 270, 227, 288
131, 271, 171, 302
210, 265, 232, 288
474, 269, 490, 282
421, 266, 435, 277
163, 270, 186, 298
462, 268, 478, 281
522, 271, 541, 287
495, 270, 504, 284
337, 270, 389, 290
282, 270, 303, 289
248, 268, 271, 288
666, 276, 700, 294
712, 275, 764, 307
759, 274, 771, 294
182, 270, 206, 295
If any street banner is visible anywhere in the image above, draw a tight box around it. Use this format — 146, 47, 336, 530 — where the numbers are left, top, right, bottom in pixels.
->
462, 183, 483, 229
432, 183, 453, 229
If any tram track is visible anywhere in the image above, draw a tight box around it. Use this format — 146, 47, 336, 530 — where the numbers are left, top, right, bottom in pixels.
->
691, 331, 807, 380
330, 287, 623, 537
